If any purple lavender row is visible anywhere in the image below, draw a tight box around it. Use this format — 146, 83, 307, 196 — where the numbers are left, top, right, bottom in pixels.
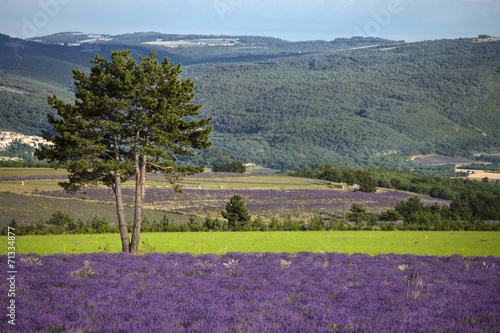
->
147, 172, 245, 178
3, 252, 498, 332
0, 173, 234, 182
35, 187, 450, 215
0, 175, 68, 181
186, 172, 247, 178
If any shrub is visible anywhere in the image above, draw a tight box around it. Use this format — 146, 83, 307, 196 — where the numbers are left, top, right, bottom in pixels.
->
187, 217, 201, 232
251, 216, 266, 231
70, 260, 93, 278
90, 216, 110, 234
212, 160, 246, 173
1, 219, 18, 235
308, 216, 325, 231
269, 217, 281, 231
46, 211, 74, 229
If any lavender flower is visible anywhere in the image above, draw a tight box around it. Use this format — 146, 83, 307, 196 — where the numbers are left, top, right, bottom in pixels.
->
2, 252, 498, 332
34, 187, 450, 218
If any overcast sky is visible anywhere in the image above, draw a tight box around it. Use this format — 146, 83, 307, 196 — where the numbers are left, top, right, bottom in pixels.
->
1, 0, 499, 42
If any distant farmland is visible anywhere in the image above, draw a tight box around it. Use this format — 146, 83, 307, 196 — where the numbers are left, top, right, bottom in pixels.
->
411, 154, 473, 165
482, 154, 500, 160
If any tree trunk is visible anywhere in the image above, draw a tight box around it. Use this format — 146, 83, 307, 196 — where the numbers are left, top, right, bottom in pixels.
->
111, 172, 130, 252
129, 152, 147, 254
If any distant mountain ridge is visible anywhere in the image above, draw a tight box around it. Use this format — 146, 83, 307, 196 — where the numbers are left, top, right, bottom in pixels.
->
0, 32, 499, 170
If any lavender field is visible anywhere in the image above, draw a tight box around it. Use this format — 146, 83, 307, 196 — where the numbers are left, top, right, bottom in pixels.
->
2, 252, 499, 332
35, 187, 451, 219
1, 171, 451, 220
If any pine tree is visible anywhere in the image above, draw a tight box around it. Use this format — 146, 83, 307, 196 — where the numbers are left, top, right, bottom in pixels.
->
221, 195, 251, 230
35, 50, 212, 253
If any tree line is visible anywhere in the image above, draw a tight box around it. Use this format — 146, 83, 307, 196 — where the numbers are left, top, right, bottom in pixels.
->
291, 164, 500, 222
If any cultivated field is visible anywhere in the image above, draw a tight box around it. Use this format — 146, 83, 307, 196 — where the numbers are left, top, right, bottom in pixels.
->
410, 154, 473, 165
455, 168, 500, 181
0, 192, 196, 227
141, 38, 239, 47
0, 169, 451, 226
2, 252, 498, 332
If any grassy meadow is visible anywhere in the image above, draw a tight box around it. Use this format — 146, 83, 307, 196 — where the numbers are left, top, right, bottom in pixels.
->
2, 231, 499, 257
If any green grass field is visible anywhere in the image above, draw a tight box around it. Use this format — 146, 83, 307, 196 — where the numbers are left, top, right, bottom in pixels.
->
3, 231, 499, 257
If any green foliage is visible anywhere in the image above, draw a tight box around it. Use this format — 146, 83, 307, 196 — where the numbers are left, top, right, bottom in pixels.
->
88, 216, 110, 234
185, 38, 500, 170
269, 217, 281, 231
458, 162, 500, 172
212, 160, 246, 173
187, 217, 202, 232
292, 162, 500, 224
33, 49, 212, 253
0, 140, 39, 163
1, 219, 18, 235
203, 214, 216, 231
390, 194, 500, 231
0, 160, 55, 168
139, 240, 157, 254
308, 216, 325, 231
70, 260, 94, 278
4, 206, 499, 236
395, 197, 425, 224
380, 209, 402, 221
221, 195, 251, 230
292, 164, 377, 192
35, 49, 212, 193
46, 210, 75, 228
251, 216, 266, 231
347, 204, 367, 222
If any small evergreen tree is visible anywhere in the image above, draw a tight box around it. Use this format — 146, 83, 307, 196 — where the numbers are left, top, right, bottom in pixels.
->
395, 196, 424, 224
380, 209, 401, 221
213, 218, 222, 232
347, 203, 367, 222
221, 195, 251, 230
1, 219, 18, 235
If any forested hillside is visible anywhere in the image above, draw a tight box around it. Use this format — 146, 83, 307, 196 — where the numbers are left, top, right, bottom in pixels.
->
186, 39, 500, 170
1, 33, 499, 169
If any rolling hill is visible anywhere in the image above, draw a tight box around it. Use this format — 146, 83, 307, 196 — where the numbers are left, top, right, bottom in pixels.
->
1, 32, 499, 170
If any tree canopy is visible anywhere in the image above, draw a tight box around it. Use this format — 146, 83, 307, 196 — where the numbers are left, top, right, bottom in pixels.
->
221, 195, 251, 230
35, 50, 212, 253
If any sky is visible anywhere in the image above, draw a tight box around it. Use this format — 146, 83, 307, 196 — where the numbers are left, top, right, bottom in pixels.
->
0, 0, 499, 42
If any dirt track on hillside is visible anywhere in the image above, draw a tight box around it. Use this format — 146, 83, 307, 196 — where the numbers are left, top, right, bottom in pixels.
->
0, 85, 25, 94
